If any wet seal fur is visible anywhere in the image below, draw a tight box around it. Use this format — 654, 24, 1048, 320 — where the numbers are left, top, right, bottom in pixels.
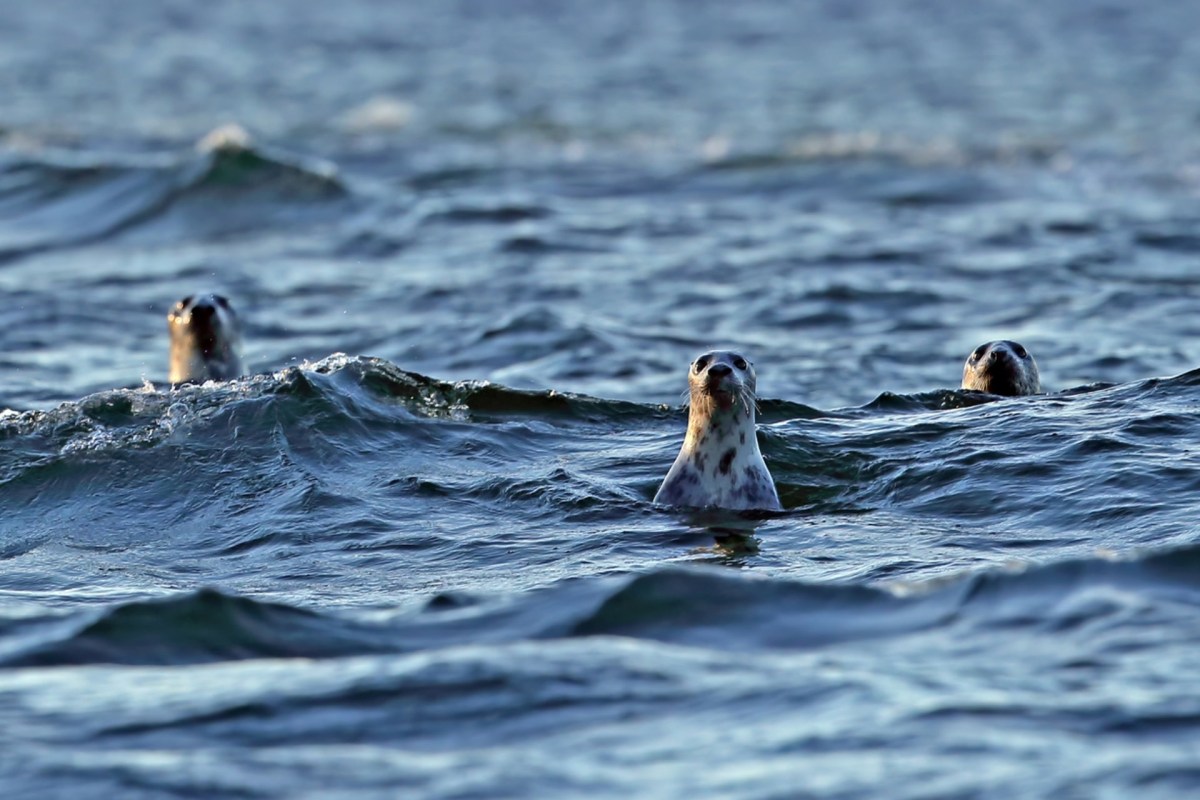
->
654, 350, 782, 511
961, 340, 1040, 396
168, 293, 246, 384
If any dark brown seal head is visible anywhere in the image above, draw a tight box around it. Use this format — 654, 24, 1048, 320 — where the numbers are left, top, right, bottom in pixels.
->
168, 293, 246, 384
961, 340, 1040, 396
653, 350, 781, 511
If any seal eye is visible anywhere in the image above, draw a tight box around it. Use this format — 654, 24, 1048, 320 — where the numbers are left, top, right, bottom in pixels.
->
1012, 343, 1028, 359
214, 295, 231, 309
733, 357, 747, 371
971, 345, 987, 361
693, 355, 711, 372
177, 295, 194, 310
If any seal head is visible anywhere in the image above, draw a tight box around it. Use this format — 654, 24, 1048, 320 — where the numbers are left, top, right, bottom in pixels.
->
654, 350, 782, 511
961, 340, 1040, 396
168, 293, 246, 384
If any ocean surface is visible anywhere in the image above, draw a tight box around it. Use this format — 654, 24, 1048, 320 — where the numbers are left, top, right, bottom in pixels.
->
3, 1, 1200, 797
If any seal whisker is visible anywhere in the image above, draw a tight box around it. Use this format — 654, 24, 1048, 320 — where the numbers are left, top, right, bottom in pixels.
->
738, 385, 759, 415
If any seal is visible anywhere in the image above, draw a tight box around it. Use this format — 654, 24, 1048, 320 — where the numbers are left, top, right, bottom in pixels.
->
961, 340, 1040, 396
654, 350, 782, 511
168, 293, 246, 384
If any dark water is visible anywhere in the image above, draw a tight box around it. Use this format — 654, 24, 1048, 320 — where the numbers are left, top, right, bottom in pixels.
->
3, 1, 1200, 797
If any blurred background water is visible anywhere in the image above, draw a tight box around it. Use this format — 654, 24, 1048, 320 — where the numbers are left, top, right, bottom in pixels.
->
3, 1, 1200, 797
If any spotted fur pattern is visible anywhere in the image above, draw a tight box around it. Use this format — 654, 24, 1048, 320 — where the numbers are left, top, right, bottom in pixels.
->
961, 340, 1040, 396
168, 293, 246, 384
654, 350, 782, 511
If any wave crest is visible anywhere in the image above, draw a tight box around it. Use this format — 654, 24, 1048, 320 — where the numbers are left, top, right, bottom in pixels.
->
0, 127, 348, 257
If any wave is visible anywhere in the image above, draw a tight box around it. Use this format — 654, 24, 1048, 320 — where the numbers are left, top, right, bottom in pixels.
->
773, 368, 1200, 516
0, 354, 668, 450
6, 543, 1200, 667
0, 125, 348, 259
0, 356, 673, 537
2, 589, 395, 667
707, 130, 1059, 170
581, 544, 1200, 647
307, 353, 668, 425
4, 356, 1199, 521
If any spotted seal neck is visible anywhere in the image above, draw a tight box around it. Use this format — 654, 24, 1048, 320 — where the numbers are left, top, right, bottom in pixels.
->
654, 350, 782, 511
961, 340, 1040, 396
168, 293, 246, 384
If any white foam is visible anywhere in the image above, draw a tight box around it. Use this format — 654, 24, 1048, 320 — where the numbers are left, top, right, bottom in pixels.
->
338, 97, 414, 133
195, 123, 253, 154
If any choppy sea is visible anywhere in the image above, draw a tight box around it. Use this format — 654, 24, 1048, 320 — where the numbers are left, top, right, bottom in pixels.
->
3, 1, 1200, 797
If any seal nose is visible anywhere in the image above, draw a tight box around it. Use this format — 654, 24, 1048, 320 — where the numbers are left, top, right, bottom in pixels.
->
708, 363, 732, 378
189, 303, 221, 333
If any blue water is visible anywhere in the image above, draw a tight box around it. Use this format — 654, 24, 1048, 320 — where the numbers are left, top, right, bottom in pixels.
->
3, 1, 1200, 797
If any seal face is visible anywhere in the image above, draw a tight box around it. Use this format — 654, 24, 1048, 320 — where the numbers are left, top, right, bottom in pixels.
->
654, 350, 782, 511
168, 293, 246, 384
961, 340, 1040, 396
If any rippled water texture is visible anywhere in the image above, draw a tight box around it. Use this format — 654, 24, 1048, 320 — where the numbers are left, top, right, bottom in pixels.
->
3, 1, 1200, 798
